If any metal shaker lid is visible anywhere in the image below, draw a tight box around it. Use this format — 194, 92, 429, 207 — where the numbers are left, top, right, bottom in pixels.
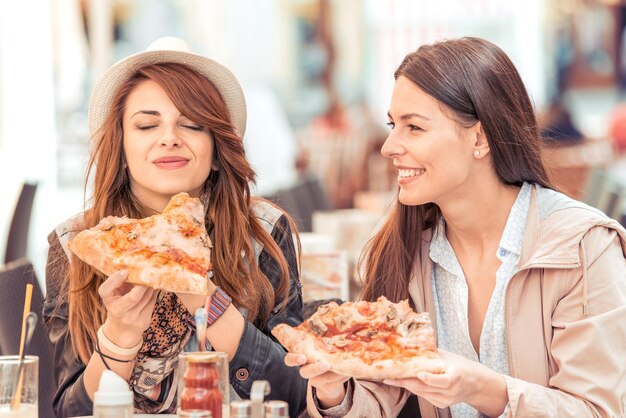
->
264, 400, 289, 417
230, 400, 252, 417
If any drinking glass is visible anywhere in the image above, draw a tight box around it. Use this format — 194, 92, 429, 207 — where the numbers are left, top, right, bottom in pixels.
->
0, 355, 38, 418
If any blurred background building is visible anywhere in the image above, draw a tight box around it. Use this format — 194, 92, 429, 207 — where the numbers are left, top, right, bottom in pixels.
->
1, 0, 626, 297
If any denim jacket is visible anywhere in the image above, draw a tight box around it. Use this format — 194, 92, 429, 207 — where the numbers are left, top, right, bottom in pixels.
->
43, 200, 307, 417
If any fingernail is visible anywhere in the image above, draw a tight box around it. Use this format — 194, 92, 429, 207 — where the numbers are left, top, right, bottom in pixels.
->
319, 362, 331, 371
297, 355, 306, 364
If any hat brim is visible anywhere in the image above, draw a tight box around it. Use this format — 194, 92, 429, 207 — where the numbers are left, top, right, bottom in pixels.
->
88, 49, 246, 139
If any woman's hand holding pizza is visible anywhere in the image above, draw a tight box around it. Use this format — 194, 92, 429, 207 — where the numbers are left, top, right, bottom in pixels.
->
384, 350, 508, 416
99, 270, 158, 347
285, 353, 350, 409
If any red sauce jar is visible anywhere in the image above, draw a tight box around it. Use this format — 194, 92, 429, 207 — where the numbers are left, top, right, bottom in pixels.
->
179, 353, 224, 418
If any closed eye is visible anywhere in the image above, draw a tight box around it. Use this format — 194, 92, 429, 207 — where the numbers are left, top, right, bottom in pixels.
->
182, 124, 204, 131
137, 125, 156, 130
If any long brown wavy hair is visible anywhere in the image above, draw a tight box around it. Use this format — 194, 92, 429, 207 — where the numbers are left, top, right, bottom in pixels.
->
59, 63, 298, 363
361, 37, 553, 303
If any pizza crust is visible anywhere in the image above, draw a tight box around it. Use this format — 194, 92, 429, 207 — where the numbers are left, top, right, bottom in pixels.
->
68, 228, 118, 276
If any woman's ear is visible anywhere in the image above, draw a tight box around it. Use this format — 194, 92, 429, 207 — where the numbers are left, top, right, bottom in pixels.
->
471, 122, 490, 159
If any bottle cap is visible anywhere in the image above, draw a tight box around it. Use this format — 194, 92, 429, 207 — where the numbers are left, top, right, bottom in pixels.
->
94, 370, 133, 406
178, 410, 212, 418
264, 400, 288, 417
230, 400, 251, 417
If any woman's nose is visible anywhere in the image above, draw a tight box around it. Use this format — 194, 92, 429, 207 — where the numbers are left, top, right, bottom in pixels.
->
159, 126, 182, 147
381, 131, 402, 159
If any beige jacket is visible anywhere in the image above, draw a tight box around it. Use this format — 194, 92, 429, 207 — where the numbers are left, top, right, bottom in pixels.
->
307, 186, 626, 418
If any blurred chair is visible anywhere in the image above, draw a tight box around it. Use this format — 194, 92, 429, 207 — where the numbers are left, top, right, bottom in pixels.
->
4, 182, 38, 264
582, 168, 609, 209
267, 177, 331, 232
602, 185, 626, 223
302, 175, 332, 213
543, 138, 614, 200
0, 259, 56, 418
278, 183, 315, 232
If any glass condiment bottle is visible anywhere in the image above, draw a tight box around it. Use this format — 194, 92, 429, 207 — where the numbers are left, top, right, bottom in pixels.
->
179, 354, 222, 418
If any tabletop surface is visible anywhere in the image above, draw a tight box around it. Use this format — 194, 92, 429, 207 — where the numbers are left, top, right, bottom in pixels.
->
75, 415, 176, 418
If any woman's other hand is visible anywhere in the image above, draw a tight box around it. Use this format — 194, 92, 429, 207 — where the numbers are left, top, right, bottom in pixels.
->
285, 353, 350, 409
98, 270, 158, 347
384, 350, 508, 417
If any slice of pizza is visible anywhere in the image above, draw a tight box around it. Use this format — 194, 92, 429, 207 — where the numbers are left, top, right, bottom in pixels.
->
68, 192, 212, 295
272, 296, 445, 380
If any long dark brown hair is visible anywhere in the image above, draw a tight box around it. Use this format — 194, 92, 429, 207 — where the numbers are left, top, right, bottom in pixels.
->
361, 37, 553, 303
59, 63, 298, 363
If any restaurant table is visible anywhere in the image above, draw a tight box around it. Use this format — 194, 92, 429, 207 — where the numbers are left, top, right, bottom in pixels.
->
75, 415, 176, 417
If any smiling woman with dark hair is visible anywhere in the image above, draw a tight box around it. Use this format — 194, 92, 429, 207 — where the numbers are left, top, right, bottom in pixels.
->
285, 37, 626, 418
43, 38, 307, 418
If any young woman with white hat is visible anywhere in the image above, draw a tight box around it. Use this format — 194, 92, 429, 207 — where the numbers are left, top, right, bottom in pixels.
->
44, 37, 307, 417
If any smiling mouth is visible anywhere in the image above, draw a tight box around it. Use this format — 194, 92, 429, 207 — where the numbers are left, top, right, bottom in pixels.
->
398, 168, 425, 178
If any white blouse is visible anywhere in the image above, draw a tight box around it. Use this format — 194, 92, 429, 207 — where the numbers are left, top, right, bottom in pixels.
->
430, 182, 531, 418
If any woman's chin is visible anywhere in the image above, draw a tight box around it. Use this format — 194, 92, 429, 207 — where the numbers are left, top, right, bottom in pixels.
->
155, 184, 204, 198
398, 191, 429, 207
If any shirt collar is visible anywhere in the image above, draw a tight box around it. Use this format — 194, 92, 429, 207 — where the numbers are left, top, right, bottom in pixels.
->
429, 182, 532, 269
498, 182, 532, 258
429, 218, 464, 277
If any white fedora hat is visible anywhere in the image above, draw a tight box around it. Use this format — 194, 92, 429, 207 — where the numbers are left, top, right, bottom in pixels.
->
88, 36, 247, 138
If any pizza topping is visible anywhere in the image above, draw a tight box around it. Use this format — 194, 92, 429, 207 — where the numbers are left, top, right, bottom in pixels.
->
344, 323, 369, 339
386, 305, 397, 320
333, 312, 351, 331
307, 297, 440, 357
316, 303, 335, 316
357, 303, 374, 317
307, 316, 328, 336
368, 339, 388, 352
332, 339, 351, 348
